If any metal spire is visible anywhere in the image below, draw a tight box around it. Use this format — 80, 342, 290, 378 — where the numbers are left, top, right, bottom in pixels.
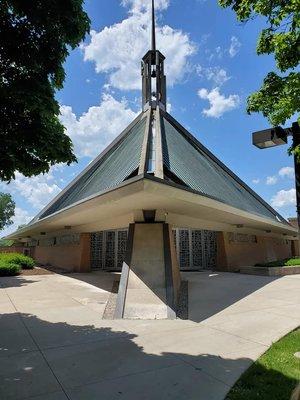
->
151, 0, 156, 51
141, 0, 166, 110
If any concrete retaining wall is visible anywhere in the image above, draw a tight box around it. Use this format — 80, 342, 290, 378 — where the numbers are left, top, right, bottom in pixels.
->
239, 265, 300, 276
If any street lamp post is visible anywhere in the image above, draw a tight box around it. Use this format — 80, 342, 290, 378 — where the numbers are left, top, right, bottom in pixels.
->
252, 122, 300, 232
292, 123, 300, 232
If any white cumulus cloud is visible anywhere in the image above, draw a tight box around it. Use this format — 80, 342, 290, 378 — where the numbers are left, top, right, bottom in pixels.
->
121, 0, 169, 13
60, 94, 138, 158
198, 87, 240, 118
196, 65, 230, 86
271, 189, 296, 208
0, 208, 33, 238
252, 178, 260, 184
83, 1, 195, 91
8, 171, 62, 210
0, 166, 63, 212
229, 36, 241, 57
0, 94, 139, 218
266, 176, 278, 185
279, 166, 294, 179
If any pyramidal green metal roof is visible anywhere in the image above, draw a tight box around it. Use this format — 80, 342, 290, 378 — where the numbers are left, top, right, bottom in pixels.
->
9, 9, 291, 239
32, 106, 287, 226
160, 110, 286, 224
35, 113, 148, 221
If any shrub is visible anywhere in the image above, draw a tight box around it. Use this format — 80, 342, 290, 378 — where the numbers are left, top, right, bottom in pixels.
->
285, 258, 300, 266
0, 261, 21, 276
0, 253, 35, 269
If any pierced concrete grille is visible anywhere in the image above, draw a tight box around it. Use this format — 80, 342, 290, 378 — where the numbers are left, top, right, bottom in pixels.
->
174, 229, 217, 271
178, 230, 190, 270
192, 230, 202, 268
39, 238, 56, 247
117, 231, 128, 269
105, 231, 116, 270
91, 232, 104, 269
91, 228, 217, 271
91, 230, 128, 271
228, 233, 257, 243
56, 234, 80, 246
36, 234, 81, 248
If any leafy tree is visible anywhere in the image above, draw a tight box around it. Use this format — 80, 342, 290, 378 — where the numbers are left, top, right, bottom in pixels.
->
219, 0, 300, 157
0, 193, 15, 231
0, 1, 90, 181
0, 239, 13, 247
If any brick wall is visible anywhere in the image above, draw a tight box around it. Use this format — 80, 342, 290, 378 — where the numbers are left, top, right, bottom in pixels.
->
32, 233, 91, 272
217, 232, 294, 271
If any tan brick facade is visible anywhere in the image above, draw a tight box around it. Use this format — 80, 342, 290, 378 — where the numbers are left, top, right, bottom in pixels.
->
32, 233, 92, 273
216, 232, 295, 271
12, 229, 298, 274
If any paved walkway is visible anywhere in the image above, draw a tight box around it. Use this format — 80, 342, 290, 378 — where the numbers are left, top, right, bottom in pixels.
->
0, 271, 300, 400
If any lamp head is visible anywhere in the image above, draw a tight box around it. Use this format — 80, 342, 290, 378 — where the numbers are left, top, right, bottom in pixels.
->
252, 127, 287, 149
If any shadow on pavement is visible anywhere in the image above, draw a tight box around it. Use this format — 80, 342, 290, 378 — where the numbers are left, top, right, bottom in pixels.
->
1, 270, 282, 324
185, 272, 280, 323
0, 276, 38, 288
62, 270, 282, 323
0, 312, 297, 400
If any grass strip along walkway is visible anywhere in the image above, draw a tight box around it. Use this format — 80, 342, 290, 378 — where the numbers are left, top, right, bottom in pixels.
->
226, 328, 300, 400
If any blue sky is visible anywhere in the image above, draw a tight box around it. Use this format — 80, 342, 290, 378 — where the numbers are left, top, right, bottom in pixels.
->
1, 0, 297, 237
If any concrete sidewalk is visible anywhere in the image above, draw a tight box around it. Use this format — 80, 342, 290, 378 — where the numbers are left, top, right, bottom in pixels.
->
0, 271, 299, 400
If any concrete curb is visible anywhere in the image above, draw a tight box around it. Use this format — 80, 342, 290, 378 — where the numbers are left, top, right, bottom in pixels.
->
239, 265, 300, 277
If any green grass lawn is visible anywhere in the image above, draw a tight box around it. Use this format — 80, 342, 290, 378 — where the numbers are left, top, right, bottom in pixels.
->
226, 328, 300, 400
255, 258, 300, 268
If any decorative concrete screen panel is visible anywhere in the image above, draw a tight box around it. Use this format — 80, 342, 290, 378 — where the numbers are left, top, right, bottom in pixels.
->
91, 232, 104, 269
228, 233, 257, 244
56, 234, 80, 246
38, 238, 56, 247
173, 229, 217, 270
38, 234, 80, 247
91, 228, 217, 272
91, 230, 128, 271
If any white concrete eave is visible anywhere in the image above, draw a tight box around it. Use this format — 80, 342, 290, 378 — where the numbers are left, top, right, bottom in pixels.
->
6, 174, 298, 240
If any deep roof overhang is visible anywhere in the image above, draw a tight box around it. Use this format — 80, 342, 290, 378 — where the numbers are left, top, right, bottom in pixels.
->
6, 174, 298, 241
22, 106, 289, 232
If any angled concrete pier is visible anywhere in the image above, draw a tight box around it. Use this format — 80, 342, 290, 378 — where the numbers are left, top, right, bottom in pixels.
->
114, 223, 181, 319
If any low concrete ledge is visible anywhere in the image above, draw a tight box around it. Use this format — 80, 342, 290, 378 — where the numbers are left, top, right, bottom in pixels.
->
239, 265, 300, 277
